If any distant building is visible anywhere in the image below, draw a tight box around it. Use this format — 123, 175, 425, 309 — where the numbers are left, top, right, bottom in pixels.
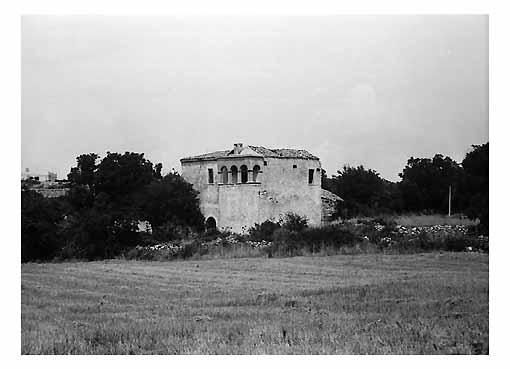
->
47, 172, 57, 182
181, 143, 334, 233
21, 168, 58, 182
31, 187, 70, 198
21, 168, 69, 198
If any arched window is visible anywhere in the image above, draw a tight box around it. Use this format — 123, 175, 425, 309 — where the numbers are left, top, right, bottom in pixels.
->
231, 165, 238, 184
253, 165, 261, 182
220, 166, 228, 184
240, 165, 248, 183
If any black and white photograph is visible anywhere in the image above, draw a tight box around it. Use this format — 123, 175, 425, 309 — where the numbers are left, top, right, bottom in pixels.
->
18, 12, 490, 356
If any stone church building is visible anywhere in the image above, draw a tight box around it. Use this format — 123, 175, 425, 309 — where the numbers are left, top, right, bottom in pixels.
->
180, 143, 340, 233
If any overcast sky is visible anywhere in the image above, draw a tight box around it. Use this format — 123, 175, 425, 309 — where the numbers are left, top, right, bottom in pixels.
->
22, 15, 488, 181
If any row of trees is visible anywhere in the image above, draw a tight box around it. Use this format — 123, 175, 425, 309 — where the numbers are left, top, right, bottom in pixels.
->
322, 143, 489, 234
22, 152, 204, 262
22, 143, 489, 261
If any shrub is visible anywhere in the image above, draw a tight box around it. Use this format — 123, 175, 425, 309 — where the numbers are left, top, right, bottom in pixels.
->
300, 224, 359, 250
58, 210, 143, 260
248, 220, 281, 241
280, 213, 308, 232
21, 191, 68, 262
271, 228, 302, 256
264, 223, 360, 257
152, 221, 193, 241
179, 239, 202, 259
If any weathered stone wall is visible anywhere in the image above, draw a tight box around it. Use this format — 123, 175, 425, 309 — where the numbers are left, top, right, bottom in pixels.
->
33, 188, 69, 198
181, 156, 322, 233
256, 157, 321, 228
321, 189, 342, 224
321, 198, 337, 223
181, 161, 221, 224
218, 184, 261, 232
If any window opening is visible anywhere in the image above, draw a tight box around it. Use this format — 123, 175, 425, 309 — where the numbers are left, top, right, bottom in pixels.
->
240, 165, 248, 183
253, 165, 261, 182
231, 166, 238, 184
221, 166, 228, 184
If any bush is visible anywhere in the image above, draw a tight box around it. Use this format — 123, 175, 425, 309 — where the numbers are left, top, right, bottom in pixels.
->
247, 213, 309, 242
58, 210, 143, 260
280, 213, 308, 232
263, 223, 360, 257
300, 225, 359, 250
152, 221, 193, 241
248, 220, 281, 241
31, 152, 206, 262
123, 217, 488, 262
21, 191, 67, 262
179, 239, 202, 259
271, 228, 302, 256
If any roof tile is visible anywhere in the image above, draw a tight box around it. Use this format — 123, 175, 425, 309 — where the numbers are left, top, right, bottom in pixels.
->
181, 145, 319, 162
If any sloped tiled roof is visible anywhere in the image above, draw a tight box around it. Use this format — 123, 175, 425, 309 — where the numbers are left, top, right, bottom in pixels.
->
180, 150, 231, 161
321, 189, 344, 202
181, 145, 319, 162
249, 146, 318, 159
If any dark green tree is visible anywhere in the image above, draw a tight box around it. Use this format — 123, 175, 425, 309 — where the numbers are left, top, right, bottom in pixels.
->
94, 152, 156, 200
321, 169, 337, 195
462, 143, 489, 234
50, 151, 204, 259
332, 165, 387, 217
135, 172, 204, 230
398, 154, 464, 213
21, 191, 68, 261
67, 153, 99, 188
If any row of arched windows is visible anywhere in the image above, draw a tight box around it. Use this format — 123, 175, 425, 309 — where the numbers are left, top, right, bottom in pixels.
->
219, 165, 261, 184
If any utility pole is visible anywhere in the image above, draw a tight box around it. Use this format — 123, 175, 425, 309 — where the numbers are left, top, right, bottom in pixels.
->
448, 185, 452, 217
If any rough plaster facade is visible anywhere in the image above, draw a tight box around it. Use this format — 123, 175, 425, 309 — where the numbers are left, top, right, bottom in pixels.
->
181, 144, 323, 233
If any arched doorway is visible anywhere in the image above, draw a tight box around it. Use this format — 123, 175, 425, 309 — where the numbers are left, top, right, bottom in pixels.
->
205, 217, 217, 232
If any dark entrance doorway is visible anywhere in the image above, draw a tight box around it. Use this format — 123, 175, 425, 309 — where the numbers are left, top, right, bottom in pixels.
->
205, 217, 217, 232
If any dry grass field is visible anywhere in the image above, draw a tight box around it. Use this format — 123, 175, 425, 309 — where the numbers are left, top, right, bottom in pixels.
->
21, 253, 488, 354
393, 214, 478, 227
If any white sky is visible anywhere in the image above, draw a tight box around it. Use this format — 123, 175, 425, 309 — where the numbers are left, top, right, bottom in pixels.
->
21, 15, 488, 181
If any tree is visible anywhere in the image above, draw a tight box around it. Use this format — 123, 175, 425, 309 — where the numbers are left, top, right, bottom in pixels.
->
135, 172, 204, 230
57, 151, 205, 258
21, 191, 68, 261
463, 143, 489, 179
67, 151, 162, 214
462, 143, 489, 234
398, 154, 464, 213
94, 152, 157, 200
331, 165, 387, 217
321, 169, 337, 194
67, 153, 99, 188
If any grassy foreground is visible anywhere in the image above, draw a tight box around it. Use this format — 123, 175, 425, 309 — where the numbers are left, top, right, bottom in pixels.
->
21, 253, 488, 354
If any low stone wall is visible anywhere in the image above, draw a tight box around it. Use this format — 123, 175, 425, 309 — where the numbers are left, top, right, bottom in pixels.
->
33, 188, 69, 198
